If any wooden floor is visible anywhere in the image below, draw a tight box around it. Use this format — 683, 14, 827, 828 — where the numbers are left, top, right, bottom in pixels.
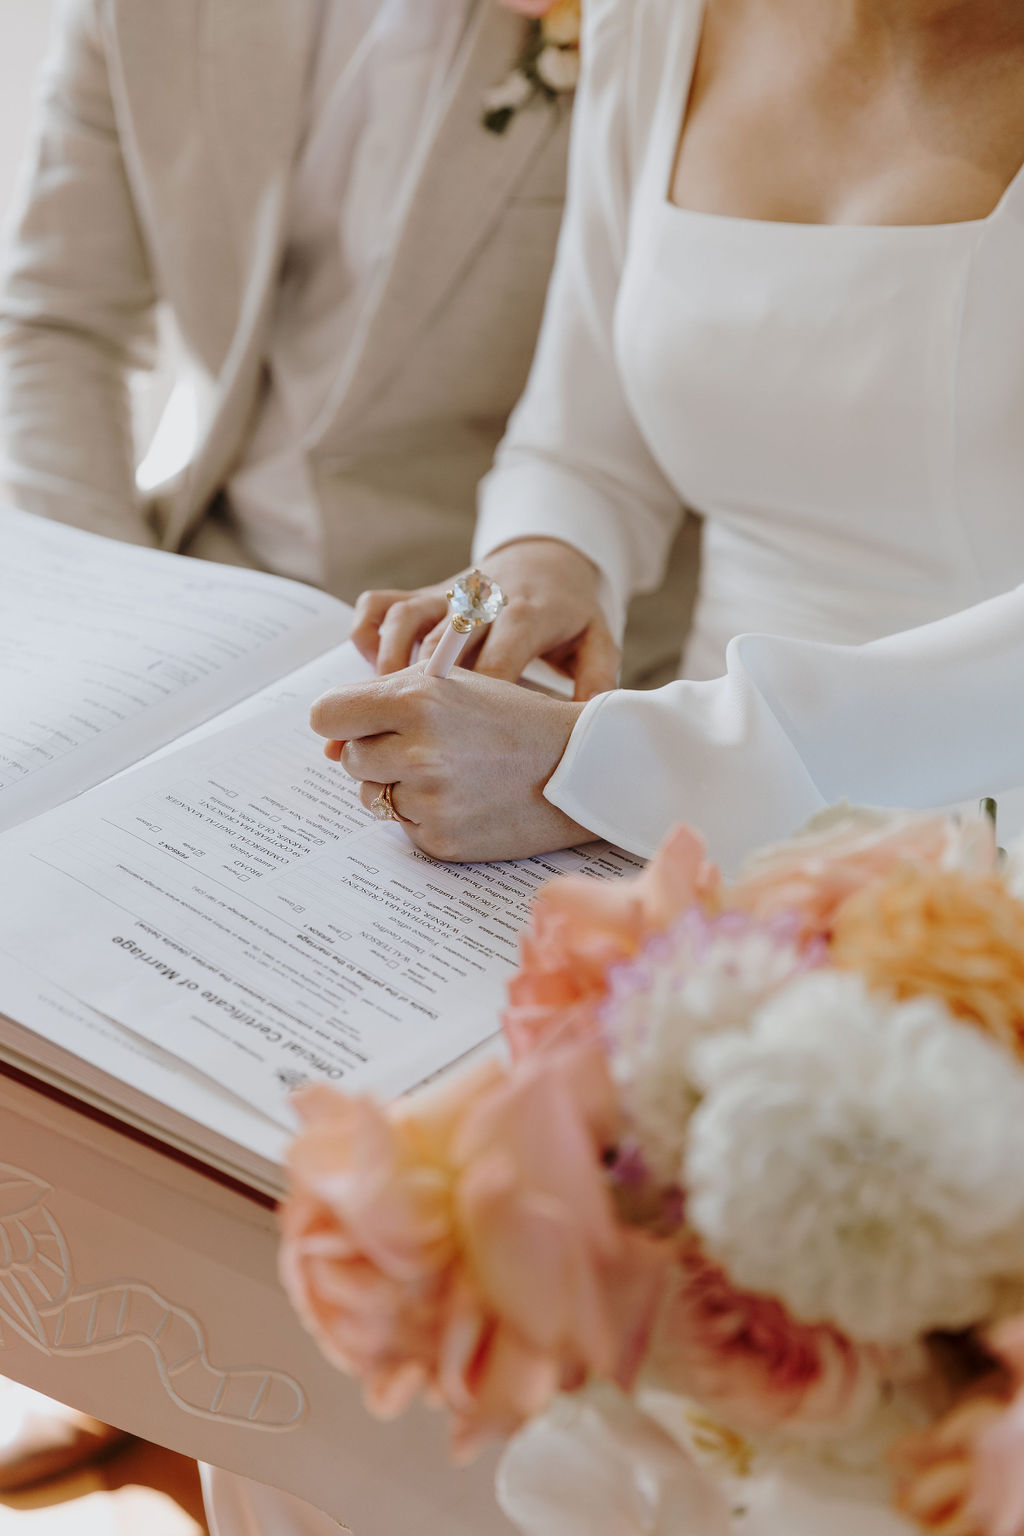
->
0, 1437, 209, 1536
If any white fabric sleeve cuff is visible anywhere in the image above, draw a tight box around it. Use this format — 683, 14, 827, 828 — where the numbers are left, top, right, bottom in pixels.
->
545, 582, 1024, 871
544, 660, 828, 870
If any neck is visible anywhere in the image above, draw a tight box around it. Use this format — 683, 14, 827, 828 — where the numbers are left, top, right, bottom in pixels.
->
765, 0, 1024, 54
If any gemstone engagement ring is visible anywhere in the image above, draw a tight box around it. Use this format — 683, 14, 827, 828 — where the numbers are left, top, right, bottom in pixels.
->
423, 569, 508, 678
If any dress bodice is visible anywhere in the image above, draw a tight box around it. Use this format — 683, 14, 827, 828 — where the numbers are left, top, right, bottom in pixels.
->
613, 0, 1024, 678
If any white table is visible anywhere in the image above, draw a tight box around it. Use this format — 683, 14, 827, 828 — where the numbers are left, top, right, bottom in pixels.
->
0, 1068, 514, 1534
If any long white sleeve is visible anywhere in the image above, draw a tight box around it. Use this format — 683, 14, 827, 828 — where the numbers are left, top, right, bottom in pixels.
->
546, 585, 1024, 869
473, 0, 684, 639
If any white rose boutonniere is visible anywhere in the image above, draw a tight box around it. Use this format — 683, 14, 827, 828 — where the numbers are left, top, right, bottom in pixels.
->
483, 0, 580, 133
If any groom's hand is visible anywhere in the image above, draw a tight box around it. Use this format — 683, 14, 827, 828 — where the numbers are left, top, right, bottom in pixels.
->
350, 538, 620, 703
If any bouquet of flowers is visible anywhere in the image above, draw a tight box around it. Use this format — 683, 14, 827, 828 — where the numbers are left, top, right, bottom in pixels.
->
278, 804, 1024, 1536
483, 0, 581, 134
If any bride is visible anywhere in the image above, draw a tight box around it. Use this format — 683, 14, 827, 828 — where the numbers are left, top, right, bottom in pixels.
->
310, 0, 1024, 877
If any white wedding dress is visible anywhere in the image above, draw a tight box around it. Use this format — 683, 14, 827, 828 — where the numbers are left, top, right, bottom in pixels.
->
476, 0, 1024, 870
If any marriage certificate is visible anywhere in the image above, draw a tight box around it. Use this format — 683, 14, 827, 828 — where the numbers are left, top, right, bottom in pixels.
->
0, 646, 638, 1131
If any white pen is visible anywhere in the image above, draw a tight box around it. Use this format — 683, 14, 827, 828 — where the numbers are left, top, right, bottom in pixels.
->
368, 570, 507, 823
422, 568, 508, 678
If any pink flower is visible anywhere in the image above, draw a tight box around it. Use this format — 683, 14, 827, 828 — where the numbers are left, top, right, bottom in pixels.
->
987, 1317, 1024, 1378
279, 1067, 490, 1419
893, 1390, 1011, 1536
279, 1042, 671, 1457
504, 826, 721, 1058
441, 1045, 670, 1455
972, 1402, 1024, 1536
647, 1244, 881, 1434
970, 1320, 1024, 1536
729, 806, 995, 942
892, 1321, 1024, 1536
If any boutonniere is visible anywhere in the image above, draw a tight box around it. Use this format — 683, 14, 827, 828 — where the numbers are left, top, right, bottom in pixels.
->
483, 0, 580, 134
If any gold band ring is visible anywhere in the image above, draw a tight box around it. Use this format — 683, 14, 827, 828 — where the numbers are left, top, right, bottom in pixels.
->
369, 782, 400, 822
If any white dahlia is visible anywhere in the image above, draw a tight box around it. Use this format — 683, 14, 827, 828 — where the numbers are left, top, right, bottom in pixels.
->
482, 68, 534, 115
685, 971, 1024, 1345
534, 44, 579, 93
602, 910, 815, 1184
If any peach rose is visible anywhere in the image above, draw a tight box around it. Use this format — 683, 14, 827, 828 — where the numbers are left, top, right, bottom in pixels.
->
893, 1388, 1011, 1536
440, 1045, 670, 1455
279, 1066, 495, 1418
832, 868, 1024, 1059
647, 1243, 880, 1434
504, 826, 720, 1058
730, 806, 995, 943
280, 1042, 671, 1456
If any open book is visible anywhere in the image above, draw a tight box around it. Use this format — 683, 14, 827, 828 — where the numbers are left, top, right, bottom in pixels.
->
0, 509, 640, 1196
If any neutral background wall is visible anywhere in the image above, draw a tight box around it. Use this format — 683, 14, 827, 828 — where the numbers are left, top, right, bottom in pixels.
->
0, 1, 55, 227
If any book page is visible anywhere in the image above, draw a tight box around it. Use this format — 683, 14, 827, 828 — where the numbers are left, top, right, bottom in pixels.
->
0, 507, 351, 832
0, 644, 642, 1130
0, 954, 290, 1195
0, 650, 390, 1192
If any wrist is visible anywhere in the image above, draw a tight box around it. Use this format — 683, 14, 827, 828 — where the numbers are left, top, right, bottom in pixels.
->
482, 537, 601, 583
542, 699, 586, 788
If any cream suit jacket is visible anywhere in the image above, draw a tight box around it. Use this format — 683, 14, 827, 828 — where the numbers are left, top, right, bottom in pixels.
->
0, 0, 574, 602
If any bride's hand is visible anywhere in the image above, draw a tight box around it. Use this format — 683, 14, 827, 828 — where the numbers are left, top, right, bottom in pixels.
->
309, 667, 594, 862
349, 538, 620, 703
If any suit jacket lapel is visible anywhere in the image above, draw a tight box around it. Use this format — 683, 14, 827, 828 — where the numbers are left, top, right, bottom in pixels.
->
187, 0, 318, 544
318, 1, 560, 437
112, 0, 316, 374
201, 0, 317, 275
116, 0, 317, 545
199, 0, 318, 370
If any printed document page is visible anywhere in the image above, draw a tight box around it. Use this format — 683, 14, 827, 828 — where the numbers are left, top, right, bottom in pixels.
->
0, 644, 641, 1130
0, 507, 351, 831
0, 953, 291, 1195
0, 652, 395, 1193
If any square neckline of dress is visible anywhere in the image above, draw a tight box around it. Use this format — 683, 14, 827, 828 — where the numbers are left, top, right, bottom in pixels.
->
660, 0, 1024, 233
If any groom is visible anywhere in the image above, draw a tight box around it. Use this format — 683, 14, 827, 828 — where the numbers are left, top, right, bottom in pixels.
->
0, 0, 573, 605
